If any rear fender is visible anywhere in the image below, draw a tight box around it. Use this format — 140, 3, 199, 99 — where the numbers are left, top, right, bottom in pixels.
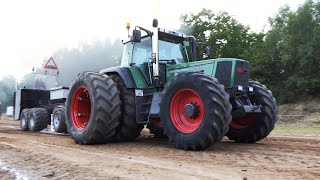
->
100, 67, 136, 88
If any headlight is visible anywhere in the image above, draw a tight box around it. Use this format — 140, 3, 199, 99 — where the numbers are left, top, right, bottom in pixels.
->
237, 86, 243, 91
248, 86, 254, 92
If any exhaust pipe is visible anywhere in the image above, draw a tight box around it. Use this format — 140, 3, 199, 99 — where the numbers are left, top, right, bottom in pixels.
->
152, 19, 159, 86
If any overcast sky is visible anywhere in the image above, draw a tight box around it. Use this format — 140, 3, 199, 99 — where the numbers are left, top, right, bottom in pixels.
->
0, 0, 305, 81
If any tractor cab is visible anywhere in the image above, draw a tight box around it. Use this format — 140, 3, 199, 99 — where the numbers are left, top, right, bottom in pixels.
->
122, 29, 189, 66
122, 23, 196, 87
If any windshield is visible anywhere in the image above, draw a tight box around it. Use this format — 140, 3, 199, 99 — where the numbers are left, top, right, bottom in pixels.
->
132, 37, 188, 65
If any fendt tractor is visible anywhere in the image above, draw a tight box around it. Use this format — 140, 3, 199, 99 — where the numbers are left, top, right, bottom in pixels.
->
64, 19, 278, 150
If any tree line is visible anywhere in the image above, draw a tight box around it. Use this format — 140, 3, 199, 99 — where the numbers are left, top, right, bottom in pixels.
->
180, 0, 320, 103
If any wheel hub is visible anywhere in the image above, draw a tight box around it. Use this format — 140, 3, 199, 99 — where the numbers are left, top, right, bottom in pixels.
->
184, 103, 200, 119
21, 117, 26, 126
53, 114, 59, 127
29, 117, 34, 128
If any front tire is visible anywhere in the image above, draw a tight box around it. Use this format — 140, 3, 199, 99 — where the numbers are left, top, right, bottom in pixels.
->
160, 72, 232, 150
226, 80, 278, 143
66, 72, 121, 144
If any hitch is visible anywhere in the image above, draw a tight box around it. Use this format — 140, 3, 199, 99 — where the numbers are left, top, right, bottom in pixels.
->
231, 97, 262, 119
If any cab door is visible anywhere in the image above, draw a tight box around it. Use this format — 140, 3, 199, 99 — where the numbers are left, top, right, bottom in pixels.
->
131, 37, 153, 85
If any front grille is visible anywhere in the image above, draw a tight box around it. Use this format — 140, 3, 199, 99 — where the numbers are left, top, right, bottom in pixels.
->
234, 61, 249, 87
215, 61, 233, 87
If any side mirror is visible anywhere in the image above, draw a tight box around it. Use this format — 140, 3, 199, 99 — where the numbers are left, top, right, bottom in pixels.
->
132, 30, 141, 42
205, 46, 211, 57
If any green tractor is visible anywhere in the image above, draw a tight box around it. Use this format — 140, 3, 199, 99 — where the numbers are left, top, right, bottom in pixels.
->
65, 19, 278, 150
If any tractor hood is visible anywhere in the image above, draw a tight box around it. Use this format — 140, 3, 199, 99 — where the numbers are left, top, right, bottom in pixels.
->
166, 58, 249, 89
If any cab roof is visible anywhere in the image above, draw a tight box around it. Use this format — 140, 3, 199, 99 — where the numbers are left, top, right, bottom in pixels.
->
122, 28, 187, 44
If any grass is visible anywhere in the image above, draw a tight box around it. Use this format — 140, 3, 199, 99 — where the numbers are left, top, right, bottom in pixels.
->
0, 114, 6, 120
0, 114, 14, 120
272, 125, 320, 136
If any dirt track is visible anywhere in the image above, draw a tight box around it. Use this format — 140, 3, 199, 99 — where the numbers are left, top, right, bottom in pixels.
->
0, 120, 319, 180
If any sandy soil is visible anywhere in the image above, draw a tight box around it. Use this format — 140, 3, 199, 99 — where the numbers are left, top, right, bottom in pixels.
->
0, 119, 319, 180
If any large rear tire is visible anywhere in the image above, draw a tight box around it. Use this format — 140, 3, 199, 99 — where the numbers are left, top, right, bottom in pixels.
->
28, 108, 50, 132
20, 108, 31, 131
66, 72, 121, 144
160, 72, 232, 150
53, 106, 68, 133
108, 74, 143, 142
226, 80, 278, 143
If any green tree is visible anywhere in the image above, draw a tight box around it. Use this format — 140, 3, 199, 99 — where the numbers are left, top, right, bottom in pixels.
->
180, 9, 264, 59
19, 73, 37, 89
247, 6, 292, 101
0, 76, 17, 113
255, 0, 320, 103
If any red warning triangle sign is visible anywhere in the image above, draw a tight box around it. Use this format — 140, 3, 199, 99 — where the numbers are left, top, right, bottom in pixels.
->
44, 57, 58, 70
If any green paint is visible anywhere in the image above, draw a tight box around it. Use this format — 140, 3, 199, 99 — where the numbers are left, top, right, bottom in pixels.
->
212, 58, 245, 88
230, 60, 236, 88
128, 67, 148, 89
212, 60, 218, 80
127, 57, 247, 89
166, 59, 215, 80
166, 58, 244, 88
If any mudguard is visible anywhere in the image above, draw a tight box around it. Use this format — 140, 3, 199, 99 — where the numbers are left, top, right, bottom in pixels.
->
100, 67, 136, 88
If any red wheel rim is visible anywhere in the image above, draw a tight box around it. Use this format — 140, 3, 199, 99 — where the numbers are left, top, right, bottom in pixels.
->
170, 88, 204, 133
230, 115, 255, 129
71, 86, 92, 130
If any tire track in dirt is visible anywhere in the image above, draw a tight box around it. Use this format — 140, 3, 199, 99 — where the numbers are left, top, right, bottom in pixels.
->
0, 120, 319, 179
0, 137, 236, 179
